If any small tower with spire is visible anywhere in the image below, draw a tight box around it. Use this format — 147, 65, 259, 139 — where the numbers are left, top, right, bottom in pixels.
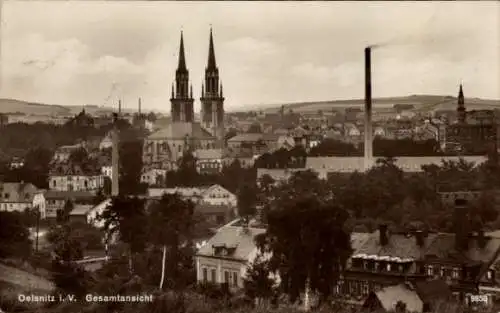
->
200, 27, 225, 147
457, 84, 466, 124
170, 31, 194, 123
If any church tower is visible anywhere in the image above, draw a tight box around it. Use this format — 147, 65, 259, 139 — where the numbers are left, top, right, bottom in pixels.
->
171, 31, 194, 123
200, 28, 225, 147
457, 84, 466, 124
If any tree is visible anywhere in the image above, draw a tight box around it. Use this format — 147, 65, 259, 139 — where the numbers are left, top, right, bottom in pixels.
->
149, 194, 195, 290
119, 127, 147, 195
56, 199, 74, 224
0, 212, 32, 259
243, 255, 277, 306
47, 224, 89, 297
257, 194, 352, 308
100, 196, 148, 274
237, 183, 258, 218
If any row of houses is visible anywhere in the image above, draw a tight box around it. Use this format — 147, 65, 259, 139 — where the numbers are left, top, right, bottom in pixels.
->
256, 155, 488, 181
195, 203, 500, 312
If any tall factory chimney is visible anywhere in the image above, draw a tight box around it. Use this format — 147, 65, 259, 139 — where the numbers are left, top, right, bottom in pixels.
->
111, 111, 120, 196
364, 47, 373, 171
118, 99, 122, 115
138, 97, 142, 115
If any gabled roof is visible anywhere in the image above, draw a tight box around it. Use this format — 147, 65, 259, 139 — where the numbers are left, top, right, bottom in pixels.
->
424, 233, 500, 263
354, 231, 438, 260
0, 182, 39, 203
147, 122, 214, 140
195, 149, 223, 160
374, 284, 423, 313
197, 226, 266, 261
227, 133, 263, 143
44, 190, 95, 201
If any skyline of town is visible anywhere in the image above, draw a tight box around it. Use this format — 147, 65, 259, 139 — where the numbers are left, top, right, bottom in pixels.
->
0, 1, 499, 112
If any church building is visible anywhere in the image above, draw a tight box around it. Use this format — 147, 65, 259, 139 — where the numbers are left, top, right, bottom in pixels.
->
446, 84, 497, 154
143, 29, 225, 169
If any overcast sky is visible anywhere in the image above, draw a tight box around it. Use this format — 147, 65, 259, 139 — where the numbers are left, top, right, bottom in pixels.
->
0, 1, 499, 112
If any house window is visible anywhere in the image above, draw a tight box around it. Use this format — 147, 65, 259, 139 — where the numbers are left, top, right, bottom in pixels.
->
53, 180, 56, 187
211, 269, 216, 283
233, 272, 238, 286
224, 271, 230, 283
361, 281, 369, 296
427, 265, 434, 276
386, 263, 391, 272
202, 268, 208, 282
452, 267, 460, 279
4, 193, 9, 199
487, 270, 493, 280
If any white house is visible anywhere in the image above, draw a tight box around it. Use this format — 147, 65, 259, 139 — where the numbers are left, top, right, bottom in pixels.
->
99, 132, 113, 150
195, 224, 269, 289
101, 165, 112, 178
141, 168, 167, 186
49, 164, 105, 192
0, 182, 46, 218
147, 184, 236, 206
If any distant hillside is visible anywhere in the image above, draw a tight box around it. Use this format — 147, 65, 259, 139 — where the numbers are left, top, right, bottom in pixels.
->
258, 95, 500, 114
0, 98, 133, 116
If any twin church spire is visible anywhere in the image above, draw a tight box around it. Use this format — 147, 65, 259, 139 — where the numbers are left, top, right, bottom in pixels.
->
171, 28, 224, 135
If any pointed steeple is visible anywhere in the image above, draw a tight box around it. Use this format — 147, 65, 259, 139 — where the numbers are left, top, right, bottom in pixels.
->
177, 31, 187, 73
207, 27, 217, 70
171, 83, 175, 98
458, 84, 464, 102
220, 83, 223, 97
190, 85, 193, 99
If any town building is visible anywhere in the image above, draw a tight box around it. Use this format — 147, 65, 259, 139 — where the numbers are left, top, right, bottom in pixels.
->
0, 182, 46, 218
142, 29, 225, 169
195, 222, 268, 290
140, 168, 168, 187
49, 164, 105, 192
44, 190, 96, 219
446, 85, 497, 154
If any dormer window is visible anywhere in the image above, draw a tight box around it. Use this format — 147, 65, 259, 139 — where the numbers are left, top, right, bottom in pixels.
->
487, 270, 493, 280
386, 263, 391, 272
427, 265, 434, 276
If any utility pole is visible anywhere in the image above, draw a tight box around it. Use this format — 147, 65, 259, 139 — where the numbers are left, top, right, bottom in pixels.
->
35, 205, 40, 253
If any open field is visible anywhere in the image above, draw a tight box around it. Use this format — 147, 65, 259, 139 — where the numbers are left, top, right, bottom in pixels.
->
257, 95, 500, 114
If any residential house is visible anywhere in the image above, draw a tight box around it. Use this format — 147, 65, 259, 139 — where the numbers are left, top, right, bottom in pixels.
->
261, 133, 280, 151
338, 200, 500, 309
141, 168, 168, 187
49, 164, 105, 192
99, 132, 113, 150
194, 149, 224, 174
147, 184, 236, 207
52, 143, 86, 163
373, 126, 386, 138
194, 202, 237, 227
222, 149, 256, 169
0, 182, 46, 218
361, 281, 453, 313
69, 204, 95, 224
9, 157, 25, 169
195, 223, 268, 290
44, 190, 96, 219
227, 133, 264, 150
276, 135, 295, 151
101, 165, 112, 178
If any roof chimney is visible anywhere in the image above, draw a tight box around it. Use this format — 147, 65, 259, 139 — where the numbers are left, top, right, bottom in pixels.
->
379, 224, 389, 246
415, 230, 425, 247
478, 229, 487, 249
454, 198, 470, 251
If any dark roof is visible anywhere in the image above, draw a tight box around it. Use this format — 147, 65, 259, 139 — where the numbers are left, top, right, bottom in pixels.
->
424, 233, 500, 263
49, 163, 100, 176
354, 230, 439, 260
44, 190, 95, 201
195, 203, 235, 215
414, 280, 452, 304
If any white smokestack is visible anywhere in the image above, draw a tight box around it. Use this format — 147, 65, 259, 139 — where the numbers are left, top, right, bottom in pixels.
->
111, 113, 120, 196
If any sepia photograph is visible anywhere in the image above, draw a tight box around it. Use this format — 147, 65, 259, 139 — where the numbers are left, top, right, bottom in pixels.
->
0, 1, 499, 313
